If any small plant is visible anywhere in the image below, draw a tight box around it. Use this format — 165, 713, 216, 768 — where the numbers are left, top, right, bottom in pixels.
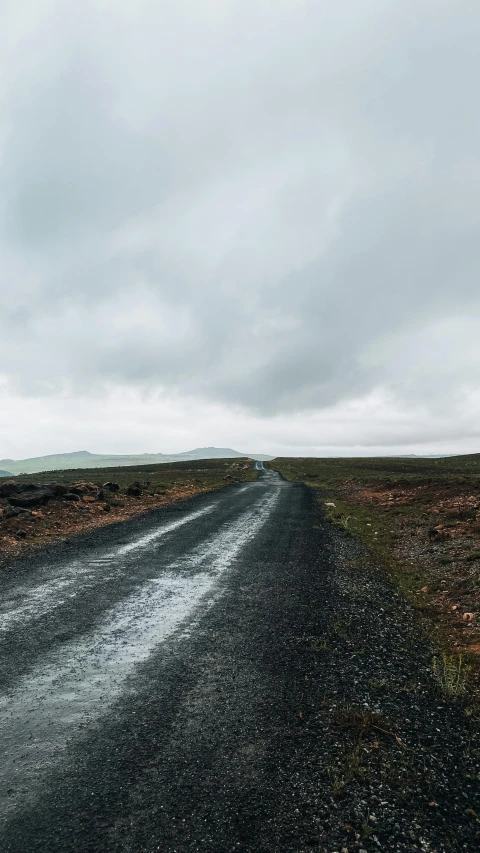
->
361, 820, 374, 840
347, 742, 365, 777
368, 678, 387, 690
332, 703, 388, 736
331, 701, 404, 745
432, 654, 471, 698
309, 638, 328, 652
327, 766, 346, 795
327, 741, 368, 794
332, 620, 349, 638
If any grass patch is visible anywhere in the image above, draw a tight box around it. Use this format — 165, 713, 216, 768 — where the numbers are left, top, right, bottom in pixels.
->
331, 702, 400, 743
466, 551, 480, 563
327, 701, 404, 795
4, 457, 257, 492
432, 654, 471, 699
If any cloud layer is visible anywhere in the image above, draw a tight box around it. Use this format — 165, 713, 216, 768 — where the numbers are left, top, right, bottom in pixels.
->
1, 0, 480, 454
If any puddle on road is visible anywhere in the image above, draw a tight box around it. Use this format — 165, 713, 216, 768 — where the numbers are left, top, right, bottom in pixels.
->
0, 504, 216, 633
0, 489, 280, 816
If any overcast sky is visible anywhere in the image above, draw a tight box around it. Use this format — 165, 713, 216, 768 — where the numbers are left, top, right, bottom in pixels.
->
1, 0, 480, 459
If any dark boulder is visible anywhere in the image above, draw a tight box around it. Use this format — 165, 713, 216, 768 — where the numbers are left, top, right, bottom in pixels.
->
0, 481, 21, 498
103, 482, 120, 492
3, 506, 31, 520
126, 483, 142, 497
8, 490, 54, 509
73, 482, 97, 493
68, 482, 94, 496
64, 492, 81, 502
15, 529, 27, 539
42, 483, 69, 497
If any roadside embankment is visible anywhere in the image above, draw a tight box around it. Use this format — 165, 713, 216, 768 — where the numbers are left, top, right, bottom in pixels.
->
0, 458, 256, 560
270, 455, 480, 711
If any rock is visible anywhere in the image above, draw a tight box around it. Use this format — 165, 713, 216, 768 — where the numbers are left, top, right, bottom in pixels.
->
8, 490, 54, 509
3, 506, 31, 519
103, 482, 120, 492
43, 483, 69, 497
463, 612, 476, 623
68, 481, 97, 495
126, 483, 142, 497
15, 529, 27, 539
0, 480, 20, 498
102, 504, 111, 512
83, 495, 97, 503
428, 524, 450, 541
64, 492, 81, 502
97, 490, 105, 501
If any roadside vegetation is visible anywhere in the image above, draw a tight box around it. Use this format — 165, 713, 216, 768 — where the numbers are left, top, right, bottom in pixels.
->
0, 458, 256, 559
269, 454, 480, 707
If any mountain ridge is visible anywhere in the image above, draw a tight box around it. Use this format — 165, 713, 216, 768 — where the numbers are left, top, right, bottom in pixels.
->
0, 448, 273, 476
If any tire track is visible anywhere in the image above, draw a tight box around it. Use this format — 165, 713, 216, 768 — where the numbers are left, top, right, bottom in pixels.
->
0, 487, 280, 817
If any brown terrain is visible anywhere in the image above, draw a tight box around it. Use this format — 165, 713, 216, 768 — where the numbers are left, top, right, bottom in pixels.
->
0, 458, 255, 561
270, 454, 480, 708
341, 479, 480, 658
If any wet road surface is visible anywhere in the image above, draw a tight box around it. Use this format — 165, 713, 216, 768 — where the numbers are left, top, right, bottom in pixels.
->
0, 468, 329, 851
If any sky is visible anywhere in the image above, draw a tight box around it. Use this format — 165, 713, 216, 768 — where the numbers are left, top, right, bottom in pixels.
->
1, 0, 480, 460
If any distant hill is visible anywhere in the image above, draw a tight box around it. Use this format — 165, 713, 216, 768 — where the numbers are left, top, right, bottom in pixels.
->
0, 448, 273, 476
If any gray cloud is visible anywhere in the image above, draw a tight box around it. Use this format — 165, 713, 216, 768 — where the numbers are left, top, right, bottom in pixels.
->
1, 0, 480, 447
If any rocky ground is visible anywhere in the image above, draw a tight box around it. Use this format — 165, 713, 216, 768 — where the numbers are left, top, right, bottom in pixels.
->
1, 473, 478, 852
268, 523, 480, 853
0, 459, 254, 562
334, 479, 480, 679
270, 457, 480, 711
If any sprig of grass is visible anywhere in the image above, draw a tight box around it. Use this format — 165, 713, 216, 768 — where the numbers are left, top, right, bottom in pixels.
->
432, 654, 471, 699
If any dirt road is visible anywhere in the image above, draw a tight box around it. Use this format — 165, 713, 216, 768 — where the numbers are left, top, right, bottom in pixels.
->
0, 469, 478, 851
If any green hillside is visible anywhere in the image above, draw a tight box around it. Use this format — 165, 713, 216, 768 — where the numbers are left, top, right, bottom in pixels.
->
0, 447, 273, 476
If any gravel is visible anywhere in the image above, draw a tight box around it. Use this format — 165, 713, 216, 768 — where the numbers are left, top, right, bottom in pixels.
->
0, 476, 479, 852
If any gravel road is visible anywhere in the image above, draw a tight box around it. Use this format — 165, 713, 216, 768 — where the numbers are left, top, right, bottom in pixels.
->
0, 468, 478, 852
